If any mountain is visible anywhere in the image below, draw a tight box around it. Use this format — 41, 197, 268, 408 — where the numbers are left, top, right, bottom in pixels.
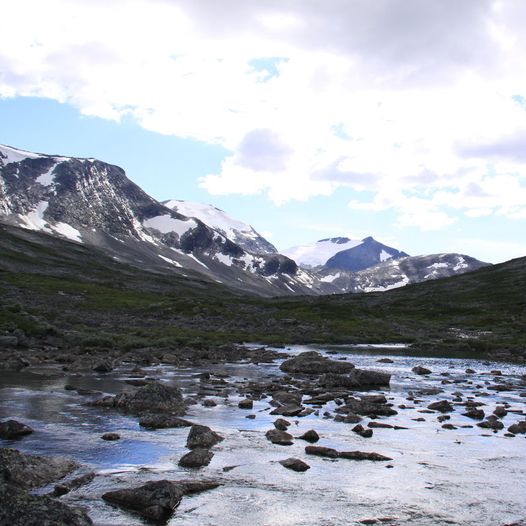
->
282, 236, 409, 271
318, 253, 490, 293
163, 200, 277, 255
0, 144, 327, 297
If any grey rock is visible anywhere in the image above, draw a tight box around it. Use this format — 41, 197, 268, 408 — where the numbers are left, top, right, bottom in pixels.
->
274, 418, 291, 431
51, 472, 96, 497
186, 425, 223, 450
298, 430, 320, 443
412, 366, 432, 375
338, 451, 392, 461
0, 420, 34, 440
139, 415, 193, 429
178, 448, 214, 468
265, 429, 293, 445
305, 445, 339, 458
427, 400, 454, 413
279, 458, 310, 472
101, 432, 120, 441
280, 351, 355, 375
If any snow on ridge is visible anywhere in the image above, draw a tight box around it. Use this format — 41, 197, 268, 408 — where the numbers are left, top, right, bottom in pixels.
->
143, 214, 197, 236
0, 144, 42, 164
282, 238, 363, 268
53, 222, 82, 242
379, 249, 393, 262
164, 200, 259, 241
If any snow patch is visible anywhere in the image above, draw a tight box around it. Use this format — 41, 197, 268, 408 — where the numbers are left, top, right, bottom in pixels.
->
20, 201, 49, 231
143, 215, 197, 236
320, 272, 341, 283
158, 255, 183, 268
453, 256, 468, 271
36, 165, 57, 187
363, 275, 410, 292
0, 144, 41, 165
53, 222, 82, 242
215, 253, 233, 266
282, 238, 363, 268
379, 249, 393, 262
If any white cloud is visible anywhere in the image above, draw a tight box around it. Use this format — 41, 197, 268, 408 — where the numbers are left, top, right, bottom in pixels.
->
2, 0, 526, 229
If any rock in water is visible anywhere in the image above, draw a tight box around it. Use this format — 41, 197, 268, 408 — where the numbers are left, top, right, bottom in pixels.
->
186, 425, 223, 449
298, 430, 320, 443
178, 449, 214, 468
279, 458, 310, 472
338, 451, 392, 461
265, 429, 294, 445
0, 420, 34, 440
427, 400, 454, 413
412, 366, 432, 375
0, 484, 93, 526
280, 351, 355, 375
139, 415, 193, 429
0, 448, 78, 489
305, 446, 339, 459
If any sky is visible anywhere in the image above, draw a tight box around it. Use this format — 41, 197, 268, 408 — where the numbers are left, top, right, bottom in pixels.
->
1, 0, 526, 264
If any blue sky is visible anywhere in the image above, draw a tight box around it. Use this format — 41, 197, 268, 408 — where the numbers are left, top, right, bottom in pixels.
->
1, 1, 526, 263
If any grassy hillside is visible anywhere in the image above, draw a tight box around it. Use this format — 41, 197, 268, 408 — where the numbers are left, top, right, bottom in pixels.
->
1, 224, 525, 361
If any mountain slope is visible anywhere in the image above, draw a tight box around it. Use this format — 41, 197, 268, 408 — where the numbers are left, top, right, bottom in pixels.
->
0, 144, 328, 297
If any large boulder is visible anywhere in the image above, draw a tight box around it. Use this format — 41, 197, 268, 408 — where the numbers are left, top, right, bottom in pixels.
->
0, 420, 34, 440
92, 382, 185, 416
186, 425, 223, 450
178, 449, 214, 468
139, 415, 193, 429
0, 483, 93, 526
280, 352, 355, 375
102, 479, 220, 522
0, 448, 78, 489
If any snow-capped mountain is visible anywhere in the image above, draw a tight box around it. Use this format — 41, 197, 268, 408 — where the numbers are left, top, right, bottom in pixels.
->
283, 236, 409, 271
318, 253, 489, 293
0, 144, 328, 296
163, 200, 277, 255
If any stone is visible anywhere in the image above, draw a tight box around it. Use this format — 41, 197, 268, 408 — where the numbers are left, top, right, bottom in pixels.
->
202, 399, 217, 407
279, 458, 310, 472
0, 420, 34, 440
0, 484, 93, 526
238, 399, 253, 410
352, 425, 373, 438
427, 400, 454, 413
298, 430, 320, 443
270, 404, 304, 417
412, 366, 432, 375
51, 472, 96, 497
280, 351, 355, 375
139, 415, 193, 429
265, 429, 293, 445
186, 425, 223, 450
338, 451, 392, 461
274, 418, 291, 431
493, 406, 508, 418
463, 408, 485, 420
335, 399, 397, 417
320, 370, 391, 389
101, 432, 120, 441
507, 421, 526, 434
0, 448, 78, 489
305, 446, 339, 459
92, 360, 113, 373
178, 448, 214, 468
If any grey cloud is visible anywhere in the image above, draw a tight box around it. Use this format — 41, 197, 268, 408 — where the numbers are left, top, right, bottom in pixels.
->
457, 130, 526, 162
236, 129, 292, 171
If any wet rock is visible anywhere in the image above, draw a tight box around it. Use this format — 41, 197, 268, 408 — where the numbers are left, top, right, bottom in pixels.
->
352, 425, 373, 438
272, 391, 303, 406
0, 420, 34, 440
338, 451, 392, 461
493, 406, 508, 418
51, 471, 96, 497
427, 400, 454, 413
186, 425, 223, 450
442, 424, 457, 430
477, 416, 504, 431
178, 448, 214, 468
320, 370, 390, 390
0, 448, 78, 489
305, 445, 339, 459
102, 479, 220, 522
335, 398, 397, 417
508, 421, 526, 434
274, 418, 291, 431
0, 483, 93, 526
92, 382, 185, 415
270, 404, 304, 417
298, 430, 320, 443
93, 360, 113, 373
265, 429, 293, 446
368, 422, 393, 429
463, 408, 485, 420
279, 458, 310, 472
412, 366, 432, 375
377, 358, 394, 363
101, 432, 120, 441
238, 399, 253, 410
139, 415, 193, 429
280, 351, 355, 375
202, 399, 217, 407
465, 368, 476, 374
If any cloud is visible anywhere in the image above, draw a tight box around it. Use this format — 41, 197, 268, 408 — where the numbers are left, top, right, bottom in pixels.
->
2, 0, 526, 228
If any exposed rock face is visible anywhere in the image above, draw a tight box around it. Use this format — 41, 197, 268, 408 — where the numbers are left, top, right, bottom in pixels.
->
0, 448, 78, 489
0, 420, 34, 440
186, 425, 223, 450
0, 483, 93, 526
102, 479, 220, 522
92, 382, 185, 416
280, 351, 355, 375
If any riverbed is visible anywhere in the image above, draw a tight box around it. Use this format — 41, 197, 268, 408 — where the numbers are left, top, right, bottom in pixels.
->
1, 345, 525, 526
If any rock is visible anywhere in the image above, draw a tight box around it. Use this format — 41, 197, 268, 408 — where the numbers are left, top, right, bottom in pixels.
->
477, 416, 504, 431
202, 399, 217, 407
335, 398, 397, 417
272, 391, 303, 406
0, 483, 93, 526
51, 472, 96, 497
377, 358, 394, 363
493, 406, 508, 418
280, 351, 355, 375
338, 451, 392, 461
93, 360, 113, 373
305, 445, 339, 459
367, 422, 393, 429
465, 368, 476, 374
238, 399, 253, 410
0, 336, 18, 348
102, 479, 220, 522
274, 418, 291, 431
320, 370, 391, 389
92, 382, 185, 415
186, 425, 223, 450
0, 448, 78, 489
0, 420, 34, 440
270, 404, 304, 417
412, 366, 432, 375
508, 421, 526, 434
463, 408, 485, 420
139, 415, 193, 429
427, 400, 454, 413
279, 458, 310, 472
298, 430, 320, 443
101, 432, 120, 441
352, 425, 373, 438
245, 414, 256, 419
178, 449, 214, 468
265, 429, 293, 445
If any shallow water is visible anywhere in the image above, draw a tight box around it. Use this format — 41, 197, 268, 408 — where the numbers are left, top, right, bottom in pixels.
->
1, 345, 525, 526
